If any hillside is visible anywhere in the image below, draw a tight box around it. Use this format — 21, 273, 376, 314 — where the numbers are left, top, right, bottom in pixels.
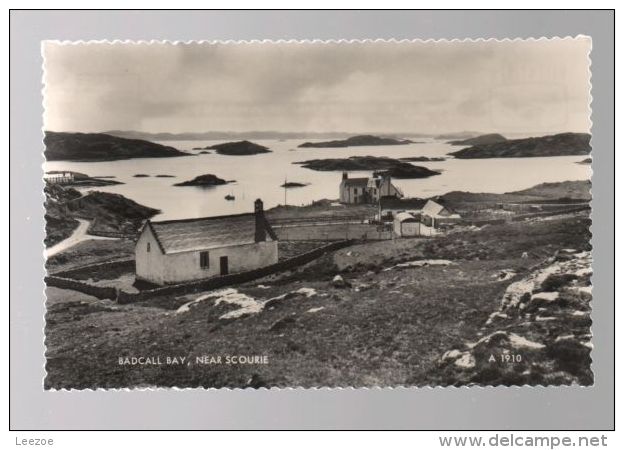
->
45, 204, 592, 388
448, 133, 591, 159
65, 191, 160, 235
44, 184, 160, 247
44, 131, 189, 161
439, 180, 591, 208
298, 135, 412, 148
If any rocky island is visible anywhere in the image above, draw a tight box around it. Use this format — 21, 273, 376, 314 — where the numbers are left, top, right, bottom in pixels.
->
448, 133, 507, 146
294, 156, 441, 179
448, 132, 591, 159
174, 174, 231, 187
280, 181, 309, 188
298, 135, 412, 148
44, 131, 189, 161
207, 140, 271, 155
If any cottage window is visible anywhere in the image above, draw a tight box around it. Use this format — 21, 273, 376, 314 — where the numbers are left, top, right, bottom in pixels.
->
147, 242, 150, 252
200, 251, 210, 269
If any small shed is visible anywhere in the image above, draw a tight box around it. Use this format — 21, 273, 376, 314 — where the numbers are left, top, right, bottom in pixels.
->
394, 212, 420, 237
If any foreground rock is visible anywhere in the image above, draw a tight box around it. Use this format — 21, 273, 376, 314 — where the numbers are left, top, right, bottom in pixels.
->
44, 131, 189, 161
174, 174, 231, 186
294, 156, 441, 179
448, 132, 591, 159
433, 249, 593, 386
207, 140, 271, 155
298, 135, 412, 148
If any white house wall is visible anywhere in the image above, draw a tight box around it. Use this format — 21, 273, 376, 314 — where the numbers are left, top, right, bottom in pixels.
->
157, 240, 278, 285
135, 226, 167, 285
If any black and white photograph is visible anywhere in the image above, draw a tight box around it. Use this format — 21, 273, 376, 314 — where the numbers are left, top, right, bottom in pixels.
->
42, 38, 593, 390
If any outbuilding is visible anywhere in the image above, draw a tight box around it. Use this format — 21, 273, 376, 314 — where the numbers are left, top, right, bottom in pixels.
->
393, 212, 421, 237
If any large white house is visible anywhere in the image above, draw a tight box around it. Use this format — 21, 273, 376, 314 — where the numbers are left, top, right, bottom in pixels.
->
339, 172, 403, 204
135, 199, 278, 285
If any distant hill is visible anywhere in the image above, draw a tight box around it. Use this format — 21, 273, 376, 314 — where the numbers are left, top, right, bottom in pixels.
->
207, 140, 271, 155
298, 135, 412, 148
294, 156, 440, 179
448, 133, 507, 146
434, 131, 481, 140
44, 131, 189, 161
105, 130, 359, 141
448, 133, 591, 159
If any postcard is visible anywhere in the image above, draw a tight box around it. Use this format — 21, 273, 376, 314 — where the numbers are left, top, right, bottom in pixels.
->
43, 38, 593, 389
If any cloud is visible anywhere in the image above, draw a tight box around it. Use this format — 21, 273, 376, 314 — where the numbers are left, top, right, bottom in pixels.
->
43, 38, 592, 134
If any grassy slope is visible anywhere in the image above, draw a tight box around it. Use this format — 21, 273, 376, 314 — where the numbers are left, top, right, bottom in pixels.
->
44, 210, 591, 389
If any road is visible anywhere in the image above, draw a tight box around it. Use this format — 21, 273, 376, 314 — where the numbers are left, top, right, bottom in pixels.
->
45, 219, 117, 258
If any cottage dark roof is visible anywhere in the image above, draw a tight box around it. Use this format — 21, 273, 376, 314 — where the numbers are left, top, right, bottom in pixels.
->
380, 196, 427, 210
342, 177, 369, 187
145, 213, 277, 254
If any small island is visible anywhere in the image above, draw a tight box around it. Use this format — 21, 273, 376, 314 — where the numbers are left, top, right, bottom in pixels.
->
448, 133, 591, 159
173, 174, 232, 187
448, 133, 507, 146
133, 174, 150, 177
294, 156, 441, 179
155, 174, 176, 178
577, 158, 592, 165
44, 131, 189, 161
280, 181, 309, 188
399, 156, 446, 162
298, 135, 412, 148
207, 140, 271, 155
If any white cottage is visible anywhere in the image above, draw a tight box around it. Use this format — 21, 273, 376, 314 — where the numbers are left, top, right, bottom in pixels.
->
135, 199, 278, 285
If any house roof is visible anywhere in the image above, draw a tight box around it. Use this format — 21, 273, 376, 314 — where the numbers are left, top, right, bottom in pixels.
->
395, 212, 418, 222
144, 213, 277, 254
342, 177, 369, 187
380, 196, 427, 210
422, 200, 446, 216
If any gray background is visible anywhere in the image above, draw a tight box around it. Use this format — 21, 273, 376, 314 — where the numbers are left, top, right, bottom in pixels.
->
10, 10, 614, 430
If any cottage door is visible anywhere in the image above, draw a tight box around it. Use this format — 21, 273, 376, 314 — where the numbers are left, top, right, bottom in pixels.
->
220, 256, 229, 275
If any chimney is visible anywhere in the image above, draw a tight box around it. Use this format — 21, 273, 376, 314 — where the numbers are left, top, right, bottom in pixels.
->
254, 199, 266, 242
342, 171, 348, 180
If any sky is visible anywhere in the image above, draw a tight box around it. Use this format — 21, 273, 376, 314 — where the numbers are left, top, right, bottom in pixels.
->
43, 38, 592, 135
